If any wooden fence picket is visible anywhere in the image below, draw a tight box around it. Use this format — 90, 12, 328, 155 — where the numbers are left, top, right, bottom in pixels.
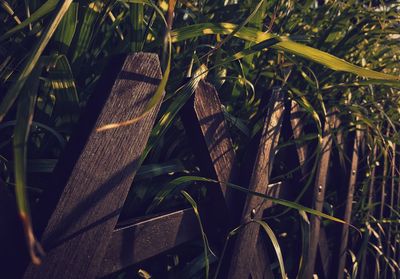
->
228, 87, 285, 279
336, 124, 363, 279
0, 54, 379, 279
290, 102, 337, 279
24, 53, 164, 279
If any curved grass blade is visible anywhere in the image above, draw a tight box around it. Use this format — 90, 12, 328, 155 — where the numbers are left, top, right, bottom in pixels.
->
201, 0, 266, 60
0, 0, 73, 122
97, 0, 172, 131
148, 175, 353, 227
171, 23, 400, 81
53, 2, 78, 53
44, 54, 80, 129
181, 190, 215, 279
71, 1, 105, 62
13, 63, 45, 265
256, 220, 286, 279
0, 0, 22, 24
297, 210, 310, 279
0, 0, 60, 41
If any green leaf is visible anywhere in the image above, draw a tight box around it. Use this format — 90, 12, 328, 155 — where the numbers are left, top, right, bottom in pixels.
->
53, 2, 78, 53
181, 190, 214, 279
171, 23, 400, 81
256, 220, 286, 279
13, 62, 44, 265
0, 0, 73, 122
297, 210, 310, 279
0, 0, 60, 41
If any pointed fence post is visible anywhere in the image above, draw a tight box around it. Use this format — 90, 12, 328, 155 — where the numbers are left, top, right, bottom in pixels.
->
228, 87, 285, 279
336, 123, 363, 279
24, 53, 164, 279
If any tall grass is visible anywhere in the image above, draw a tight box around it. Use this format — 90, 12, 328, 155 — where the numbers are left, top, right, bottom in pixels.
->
0, 0, 399, 277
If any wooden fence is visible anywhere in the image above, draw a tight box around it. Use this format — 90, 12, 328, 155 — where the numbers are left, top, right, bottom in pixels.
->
0, 52, 395, 278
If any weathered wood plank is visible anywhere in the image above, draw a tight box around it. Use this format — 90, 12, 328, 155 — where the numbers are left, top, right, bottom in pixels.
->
250, 236, 275, 279
303, 109, 337, 279
318, 226, 331, 278
290, 101, 310, 173
182, 81, 269, 278
228, 87, 285, 279
336, 125, 363, 279
192, 80, 238, 212
181, 80, 238, 220
290, 101, 335, 279
24, 53, 163, 279
99, 208, 199, 276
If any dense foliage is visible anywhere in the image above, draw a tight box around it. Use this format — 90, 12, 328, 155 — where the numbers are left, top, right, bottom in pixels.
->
1, 0, 400, 278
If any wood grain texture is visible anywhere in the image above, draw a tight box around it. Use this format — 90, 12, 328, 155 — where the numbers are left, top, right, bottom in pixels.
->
250, 236, 275, 279
99, 208, 199, 276
24, 53, 163, 279
193, 80, 237, 212
290, 101, 310, 172
181, 80, 238, 225
303, 109, 337, 279
337, 125, 363, 279
290, 102, 335, 279
228, 87, 285, 279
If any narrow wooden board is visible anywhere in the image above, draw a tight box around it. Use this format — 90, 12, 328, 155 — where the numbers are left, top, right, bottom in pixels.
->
290, 102, 336, 279
336, 125, 363, 279
228, 87, 285, 279
193, 80, 238, 209
99, 208, 199, 276
181, 80, 237, 219
24, 53, 163, 279
303, 109, 337, 279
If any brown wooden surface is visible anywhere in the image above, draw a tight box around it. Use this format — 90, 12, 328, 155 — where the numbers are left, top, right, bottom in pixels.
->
290, 101, 310, 173
228, 87, 285, 279
192, 80, 237, 214
250, 236, 275, 279
337, 126, 363, 279
290, 102, 334, 279
183, 80, 275, 278
180, 79, 239, 243
303, 109, 337, 279
99, 208, 199, 276
386, 144, 396, 260
24, 53, 163, 279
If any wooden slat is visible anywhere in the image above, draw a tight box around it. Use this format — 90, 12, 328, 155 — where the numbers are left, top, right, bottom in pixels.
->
249, 181, 288, 279
183, 81, 274, 277
24, 53, 163, 279
336, 125, 363, 279
303, 109, 337, 279
386, 144, 396, 262
192, 80, 237, 210
290, 102, 335, 279
99, 208, 199, 276
359, 143, 377, 279
379, 128, 391, 220
181, 80, 237, 218
250, 236, 275, 279
290, 101, 310, 172
228, 87, 285, 279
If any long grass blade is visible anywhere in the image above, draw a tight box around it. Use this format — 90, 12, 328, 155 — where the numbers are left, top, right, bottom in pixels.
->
13, 63, 44, 265
171, 23, 399, 81
0, 0, 73, 122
